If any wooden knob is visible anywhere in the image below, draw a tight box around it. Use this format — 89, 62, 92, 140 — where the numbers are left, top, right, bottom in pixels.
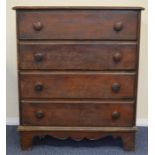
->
113, 52, 122, 62
35, 83, 43, 92
113, 22, 123, 32
112, 83, 121, 93
112, 111, 120, 120
36, 111, 44, 119
34, 53, 44, 62
33, 22, 43, 31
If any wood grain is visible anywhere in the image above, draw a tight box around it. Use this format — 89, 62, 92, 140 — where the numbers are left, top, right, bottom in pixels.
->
17, 10, 138, 40
14, 7, 143, 150
20, 72, 136, 99
19, 130, 135, 151
21, 101, 134, 126
13, 6, 144, 10
18, 126, 137, 132
19, 42, 137, 70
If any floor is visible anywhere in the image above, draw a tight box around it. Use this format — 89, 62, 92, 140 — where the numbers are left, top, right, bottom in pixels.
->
6, 126, 148, 155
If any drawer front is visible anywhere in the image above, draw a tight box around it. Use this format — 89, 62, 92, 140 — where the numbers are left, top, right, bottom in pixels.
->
18, 10, 138, 40
20, 72, 135, 99
19, 42, 137, 70
21, 101, 134, 126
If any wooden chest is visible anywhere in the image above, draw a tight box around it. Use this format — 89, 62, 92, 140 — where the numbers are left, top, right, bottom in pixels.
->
13, 6, 144, 150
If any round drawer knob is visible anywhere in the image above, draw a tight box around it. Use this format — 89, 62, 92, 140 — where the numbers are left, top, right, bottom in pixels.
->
35, 83, 43, 92
33, 22, 43, 31
36, 111, 44, 119
112, 111, 120, 120
34, 53, 44, 62
113, 52, 122, 62
112, 83, 121, 93
113, 22, 123, 32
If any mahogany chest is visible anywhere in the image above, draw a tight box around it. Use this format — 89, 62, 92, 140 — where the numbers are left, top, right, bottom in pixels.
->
13, 6, 144, 150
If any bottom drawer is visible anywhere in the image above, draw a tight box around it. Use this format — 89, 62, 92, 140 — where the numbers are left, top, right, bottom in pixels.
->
21, 100, 134, 127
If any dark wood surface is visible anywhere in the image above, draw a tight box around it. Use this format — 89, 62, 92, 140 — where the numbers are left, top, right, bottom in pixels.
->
17, 10, 138, 40
19, 129, 136, 150
19, 42, 137, 70
18, 126, 137, 131
13, 6, 144, 10
20, 72, 135, 99
14, 7, 143, 150
21, 101, 134, 126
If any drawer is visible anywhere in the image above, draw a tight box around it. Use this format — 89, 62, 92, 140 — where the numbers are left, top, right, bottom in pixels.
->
19, 42, 137, 70
17, 10, 138, 40
21, 100, 134, 127
20, 72, 136, 99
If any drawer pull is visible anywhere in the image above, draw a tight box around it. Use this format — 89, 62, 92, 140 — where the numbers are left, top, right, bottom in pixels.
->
113, 22, 123, 32
34, 53, 44, 62
35, 83, 43, 92
36, 111, 44, 119
33, 22, 43, 31
112, 111, 120, 120
111, 83, 121, 93
113, 52, 122, 62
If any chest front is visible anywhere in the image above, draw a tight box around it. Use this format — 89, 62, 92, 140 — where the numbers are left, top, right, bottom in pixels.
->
13, 6, 143, 151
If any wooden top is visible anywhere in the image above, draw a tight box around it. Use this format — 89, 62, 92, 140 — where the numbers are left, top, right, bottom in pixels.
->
13, 6, 144, 10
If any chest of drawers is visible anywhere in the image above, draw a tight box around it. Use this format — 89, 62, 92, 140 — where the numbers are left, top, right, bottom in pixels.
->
13, 6, 144, 151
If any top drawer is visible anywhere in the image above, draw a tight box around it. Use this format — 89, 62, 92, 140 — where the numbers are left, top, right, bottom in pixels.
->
17, 10, 138, 40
